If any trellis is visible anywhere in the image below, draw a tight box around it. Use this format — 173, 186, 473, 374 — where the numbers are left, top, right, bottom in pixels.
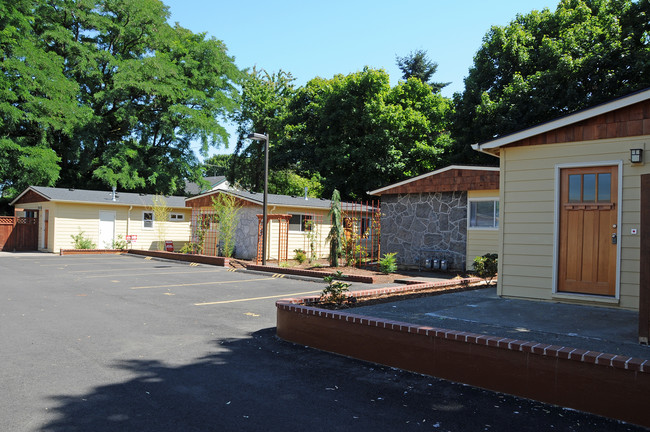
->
256, 214, 291, 264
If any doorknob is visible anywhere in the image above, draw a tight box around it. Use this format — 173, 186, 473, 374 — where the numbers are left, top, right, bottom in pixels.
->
611, 233, 617, 244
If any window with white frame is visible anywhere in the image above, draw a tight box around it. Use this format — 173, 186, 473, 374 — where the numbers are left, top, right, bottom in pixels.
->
170, 213, 185, 221
289, 214, 313, 232
143, 211, 154, 229
468, 199, 499, 229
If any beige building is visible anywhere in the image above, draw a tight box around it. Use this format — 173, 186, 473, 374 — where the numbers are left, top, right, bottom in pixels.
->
185, 190, 334, 261
473, 89, 650, 337
185, 189, 379, 262
10, 186, 191, 252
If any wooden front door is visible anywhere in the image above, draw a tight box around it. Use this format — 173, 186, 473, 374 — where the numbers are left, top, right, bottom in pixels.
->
558, 166, 618, 296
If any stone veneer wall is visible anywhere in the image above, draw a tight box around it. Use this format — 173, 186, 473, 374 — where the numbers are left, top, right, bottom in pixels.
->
234, 206, 260, 260
380, 192, 467, 270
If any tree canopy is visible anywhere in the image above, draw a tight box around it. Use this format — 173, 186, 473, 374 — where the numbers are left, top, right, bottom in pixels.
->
281, 67, 453, 200
229, 68, 296, 192
1, 0, 241, 198
451, 0, 650, 162
396, 49, 449, 93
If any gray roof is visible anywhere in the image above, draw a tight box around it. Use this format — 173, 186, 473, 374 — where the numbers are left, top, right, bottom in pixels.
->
188, 189, 377, 212
184, 176, 227, 195
12, 186, 188, 208
226, 189, 333, 209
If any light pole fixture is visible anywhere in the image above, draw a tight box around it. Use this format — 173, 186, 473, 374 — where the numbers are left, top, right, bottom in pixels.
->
247, 132, 269, 265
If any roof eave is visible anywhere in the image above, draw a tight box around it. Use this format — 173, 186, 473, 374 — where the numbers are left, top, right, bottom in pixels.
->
9, 186, 50, 206
476, 87, 650, 151
368, 165, 500, 196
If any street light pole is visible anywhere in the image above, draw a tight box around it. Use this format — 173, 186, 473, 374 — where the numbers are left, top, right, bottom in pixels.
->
247, 133, 269, 265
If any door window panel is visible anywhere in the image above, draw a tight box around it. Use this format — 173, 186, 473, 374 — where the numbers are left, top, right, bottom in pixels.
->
568, 175, 581, 202
598, 173, 611, 202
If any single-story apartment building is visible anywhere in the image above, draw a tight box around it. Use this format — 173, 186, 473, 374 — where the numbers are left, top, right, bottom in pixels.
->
9, 186, 191, 252
472, 88, 650, 339
368, 165, 500, 271
185, 189, 379, 262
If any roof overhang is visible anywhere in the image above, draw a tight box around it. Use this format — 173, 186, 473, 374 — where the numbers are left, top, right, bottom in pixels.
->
368, 165, 499, 196
9, 186, 50, 206
185, 189, 331, 211
472, 87, 650, 156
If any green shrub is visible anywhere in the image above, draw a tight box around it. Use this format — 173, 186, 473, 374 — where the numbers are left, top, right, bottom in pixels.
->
179, 242, 198, 254
294, 248, 307, 264
473, 253, 498, 285
110, 234, 127, 250
70, 230, 96, 249
320, 271, 351, 306
378, 252, 398, 274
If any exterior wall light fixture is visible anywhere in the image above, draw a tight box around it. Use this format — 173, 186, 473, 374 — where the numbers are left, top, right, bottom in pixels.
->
631, 148, 643, 164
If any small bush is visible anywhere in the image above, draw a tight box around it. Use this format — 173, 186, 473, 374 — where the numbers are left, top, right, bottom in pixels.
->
379, 252, 398, 274
473, 253, 498, 285
179, 242, 198, 254
110, 234, 127, 250
294, 248, 307, 264
320, 271, 351, 306
71, 230, 96, 249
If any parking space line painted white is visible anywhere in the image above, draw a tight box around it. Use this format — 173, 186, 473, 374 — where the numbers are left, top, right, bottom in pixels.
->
69, 265, 208, 274
130, 277, 275, 290
194, 290, 321, 306
81, 269, 224, 279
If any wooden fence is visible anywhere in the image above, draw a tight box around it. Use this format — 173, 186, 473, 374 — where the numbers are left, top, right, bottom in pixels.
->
0, 216, 38, 251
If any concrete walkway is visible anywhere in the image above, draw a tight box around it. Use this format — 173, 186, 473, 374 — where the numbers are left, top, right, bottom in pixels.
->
351, 286, 650, 360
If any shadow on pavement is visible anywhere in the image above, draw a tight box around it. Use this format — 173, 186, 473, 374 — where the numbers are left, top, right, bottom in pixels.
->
41, 328, 644, 432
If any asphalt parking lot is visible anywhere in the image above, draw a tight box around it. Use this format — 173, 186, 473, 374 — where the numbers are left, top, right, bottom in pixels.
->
0, 252, 645, 431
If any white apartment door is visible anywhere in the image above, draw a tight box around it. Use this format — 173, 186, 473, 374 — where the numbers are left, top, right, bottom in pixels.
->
99, 211, 116, 249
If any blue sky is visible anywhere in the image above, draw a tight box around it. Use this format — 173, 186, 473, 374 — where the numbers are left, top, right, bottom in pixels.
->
163, 0, 560, 156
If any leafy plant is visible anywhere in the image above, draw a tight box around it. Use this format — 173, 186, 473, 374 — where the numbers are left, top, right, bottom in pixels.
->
326, 190, 343, 267
212, 193, 243, 257
294, 248, 307, 264
151, 195, 171, 251
179, 242, 199, 254
70, 230, 96, 250
304, 219, 318, 263
379, 252, 398, 274
110, 234, 127, 250
473, 253, 498, 286
194, 214, 213, 254
320, 271, 352, 307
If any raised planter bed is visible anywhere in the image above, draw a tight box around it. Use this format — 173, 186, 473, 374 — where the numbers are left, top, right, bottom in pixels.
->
276, 281, 650, 428
59, 249, 124, 255
246, 263, 380, 283
127, 249, 230, 266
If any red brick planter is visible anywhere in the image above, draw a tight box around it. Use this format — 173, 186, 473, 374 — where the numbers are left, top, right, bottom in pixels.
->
246, 264, 381, 283
127, 249, 230, 266
276, 286, 650, 428
59, 249, 124, 255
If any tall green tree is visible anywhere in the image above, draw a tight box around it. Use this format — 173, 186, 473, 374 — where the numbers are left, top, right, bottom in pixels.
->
284, 68, 453, 200
229, 68, 296, 192
452, 0, 650, 162
396, 49, 449, 93
0, 0, 85, 198
202, 154, 232, 177
2, 0, 241, 197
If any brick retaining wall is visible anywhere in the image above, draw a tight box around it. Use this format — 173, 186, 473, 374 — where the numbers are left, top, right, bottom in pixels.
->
276, 287, 650, 428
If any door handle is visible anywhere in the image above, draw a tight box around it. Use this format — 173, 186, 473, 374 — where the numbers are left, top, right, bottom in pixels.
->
611, 233, 617, 244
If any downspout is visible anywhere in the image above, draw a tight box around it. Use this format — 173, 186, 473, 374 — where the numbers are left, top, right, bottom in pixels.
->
127, 206, 132, 249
